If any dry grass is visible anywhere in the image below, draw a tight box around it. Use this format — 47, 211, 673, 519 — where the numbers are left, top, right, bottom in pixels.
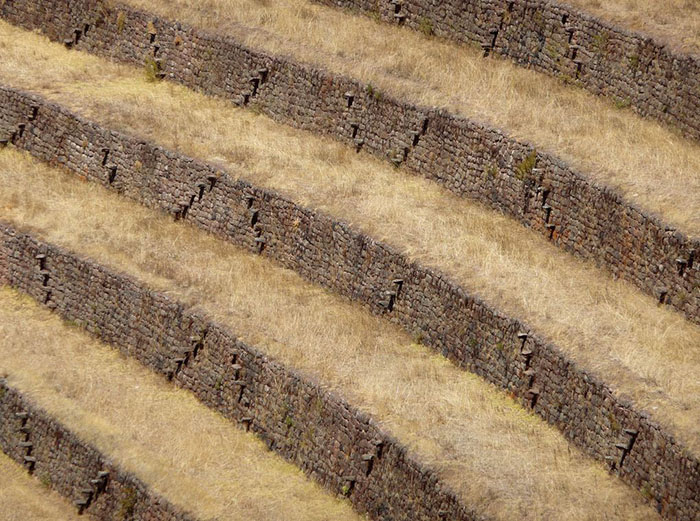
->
0, 22, 697, 456
565, 0, 700, 54
0, 149, 662, 520
114, 0, 700, 235
0, 289, 361, 521
0, 452, 83, 521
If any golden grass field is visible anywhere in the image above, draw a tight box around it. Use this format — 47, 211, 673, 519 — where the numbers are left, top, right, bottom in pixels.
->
114, 0, 700, 235
0, 149, 662, 520
566, 0, 700, 53
0, 289, 361, 521
0, 22, 697, 457
0, 453, 84, 521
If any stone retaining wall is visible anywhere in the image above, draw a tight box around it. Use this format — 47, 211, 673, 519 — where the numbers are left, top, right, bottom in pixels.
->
0, 89, 697, 518
314, 0, 700, 140
0, 380, 198, 521
0, 223, 480, 521
0, 0, 697, 323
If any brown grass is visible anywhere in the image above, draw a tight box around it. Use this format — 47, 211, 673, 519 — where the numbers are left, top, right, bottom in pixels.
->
0, 149, 662, 520
0, 22, 697, 456
114, 0, 700, 235
564, 0, 700, 54
0, 289, 361, 521
0, 452, 83, 521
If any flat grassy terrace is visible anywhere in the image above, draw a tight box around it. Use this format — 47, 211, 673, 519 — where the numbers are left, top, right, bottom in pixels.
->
0, 149, 662, 521
565, 0, 700, 54
116, 0, 700, 235
0, 453, 83, 521
0, 289, 361, 521
0, 22, 697, 457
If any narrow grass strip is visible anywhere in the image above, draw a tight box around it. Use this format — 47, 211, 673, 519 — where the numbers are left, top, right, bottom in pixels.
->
0, 452, 84, 521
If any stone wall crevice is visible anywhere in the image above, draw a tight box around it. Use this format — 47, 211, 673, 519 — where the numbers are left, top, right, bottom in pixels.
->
0, 0, 696, 322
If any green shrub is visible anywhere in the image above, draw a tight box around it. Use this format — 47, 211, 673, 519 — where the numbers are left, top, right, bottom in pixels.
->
515, 150, 537, 181
418, 17, 433, 36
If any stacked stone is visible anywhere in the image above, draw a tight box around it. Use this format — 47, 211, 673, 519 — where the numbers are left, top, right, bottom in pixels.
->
0, 84, 697, 516
0, 381, 198, 521
314, 0, 700, 140
0, 222, 477, 521
0, 0, 695, 322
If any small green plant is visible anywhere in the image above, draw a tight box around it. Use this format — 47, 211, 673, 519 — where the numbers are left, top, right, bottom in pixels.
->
496, 342, 504, 352
284, 415, 294, 428
366, 83, 382, 101
640, 483, 653, 500
544, 41, 561, 61
144, 56, 161, 82
118, 487, 137, 520
515, 150, 537, 181
248, 102, 263, 115
593, 31, 609, 54
418, 17, 433, 37
39, 473, 51, 488
116, 11, 126, 33
628, 54, 640, 70
558, 72, 574, 85
312, 396, 323, 415
341, 484, 350, 496
94, 1, 109, 26
483, 162, 498, 179
412, 330, 426, 345
533, 10, 545, 29
614, 98, 631, 110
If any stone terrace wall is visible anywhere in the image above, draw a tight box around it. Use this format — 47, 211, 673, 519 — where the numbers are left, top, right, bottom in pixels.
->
0, 0, 697, 323
0, 381, 199, 521
0, 90, 698, 519
0, 223, 480, 521
315, 0, 700, 140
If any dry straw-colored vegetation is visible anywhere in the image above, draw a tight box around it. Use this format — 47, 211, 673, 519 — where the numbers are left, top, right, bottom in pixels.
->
0, 452, 83, 521
0, 289, 361, 521
0, 149, 663, 521
117, 0, 700, 235
565, 0, 700, 53
0, 22, 697, 455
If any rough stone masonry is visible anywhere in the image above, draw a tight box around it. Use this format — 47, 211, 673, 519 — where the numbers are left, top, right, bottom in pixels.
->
314, 0, 700, 140
0, 87, 698, 517
0, 0, 697, 323
0, 222, 480, 521
0, 380, 199, 521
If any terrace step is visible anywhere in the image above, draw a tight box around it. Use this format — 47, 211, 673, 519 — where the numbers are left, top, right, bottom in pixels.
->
0, 2, 696, 322
0, 153, 678, 520
0, 293, 361, 521
308, 0, 699, 139
0, 452, 84, 520
0, 75, 695, 497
